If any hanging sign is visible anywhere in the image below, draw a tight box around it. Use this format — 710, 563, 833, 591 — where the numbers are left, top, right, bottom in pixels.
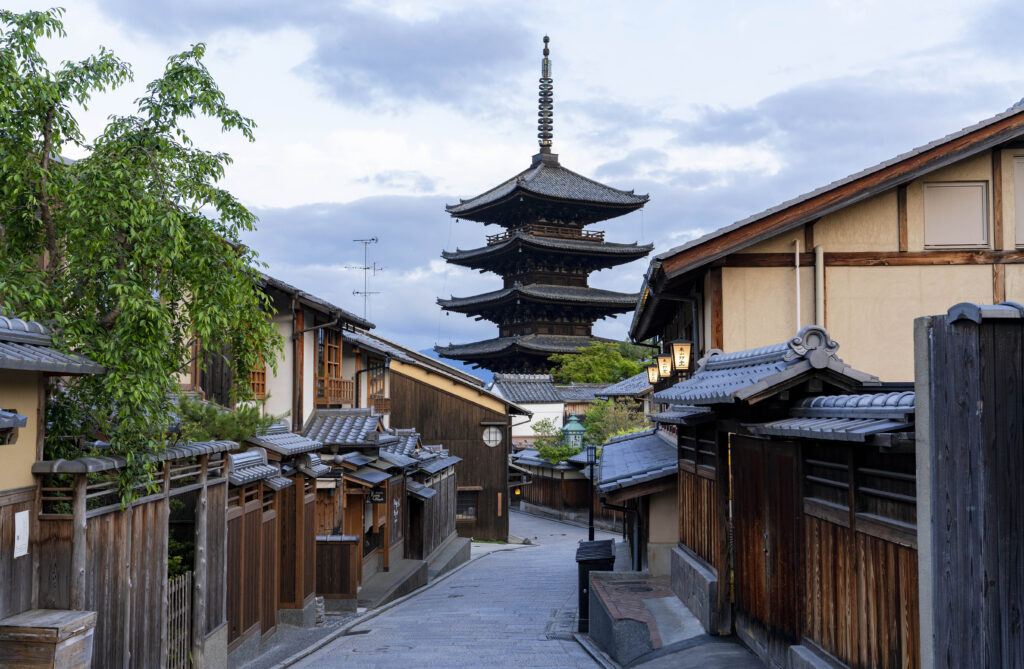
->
13, 510, 28, 558
369, 488, 386, 504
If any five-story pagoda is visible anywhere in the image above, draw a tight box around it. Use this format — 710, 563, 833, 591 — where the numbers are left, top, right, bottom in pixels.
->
436, 36, 652, 373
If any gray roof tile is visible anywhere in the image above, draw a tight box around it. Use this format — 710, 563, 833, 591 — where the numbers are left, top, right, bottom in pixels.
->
596, 429, 677, 495
443, 232, 652, 263
748, 391, 915, 443
0, 409, 28, 429
439, 283, 638, 311
653, 326, 878, 405
0, 315, 103, 376
32, 440, 236, 475
558, 383, 611, 402
648, 405, 714, 426
596, 371, 652, 398
437, 334, 618, 358
492, 374, 563, 403
303, 409, 382, 446
246, 431, 323, 457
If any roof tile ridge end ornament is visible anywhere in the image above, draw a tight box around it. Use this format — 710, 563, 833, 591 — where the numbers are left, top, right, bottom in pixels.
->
785, 325, 840, 369
694, 348, 724, 374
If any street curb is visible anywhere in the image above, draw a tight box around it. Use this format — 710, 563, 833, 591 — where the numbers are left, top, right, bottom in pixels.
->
270, 542, 534, 668
572, 632, 620, 669
510, 508, 621, 537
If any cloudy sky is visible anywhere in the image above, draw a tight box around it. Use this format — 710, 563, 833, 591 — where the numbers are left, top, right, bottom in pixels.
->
12, 0, 1024, 363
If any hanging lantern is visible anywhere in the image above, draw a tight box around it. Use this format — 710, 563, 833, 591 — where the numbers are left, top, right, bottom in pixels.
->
646, 364, 659, 384
670, 339, 693, 372
657, 353, 673, 378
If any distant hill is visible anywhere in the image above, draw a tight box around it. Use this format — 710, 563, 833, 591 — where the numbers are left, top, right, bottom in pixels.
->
418, 348, 494, 385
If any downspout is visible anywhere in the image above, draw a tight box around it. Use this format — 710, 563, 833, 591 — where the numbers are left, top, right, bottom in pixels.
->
794, 239, 801, 332
291, 298, 301, 432
814, 245, 825, 326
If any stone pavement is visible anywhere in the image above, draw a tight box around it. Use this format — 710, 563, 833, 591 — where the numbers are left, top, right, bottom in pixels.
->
293, 511, 613, 668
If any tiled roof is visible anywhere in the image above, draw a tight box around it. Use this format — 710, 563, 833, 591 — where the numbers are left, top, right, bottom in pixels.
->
295, 453, 331, 478
0, 409, 27, 429
648, 405, 713, 426
246, 431, 323, 457
303, 409, 382, 446
264, 475, 294, 491
32, 440, 236, 474
558, 383, 610, 402
345, 466, 391, 486
446, 160, 649, 216
653, 326, 878, 405
417, 455, 462, 474
260, 273, 373, 330
378, 450, 417, 468
596, 371, 652, 398
492, 374, 563, 404
226, 448, 279, 487
380, 428, 421, 457
407, 480, 438, 500
442, 232, 653, 263
437, 334, 617, 358
596, 429, 677, 495
511, 448, 575, 471
748, 391, 915, 443
439, 284, 638, 311
0, 314, 104, 376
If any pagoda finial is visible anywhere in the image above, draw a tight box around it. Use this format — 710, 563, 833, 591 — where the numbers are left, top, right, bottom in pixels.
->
538, 35, 553, 151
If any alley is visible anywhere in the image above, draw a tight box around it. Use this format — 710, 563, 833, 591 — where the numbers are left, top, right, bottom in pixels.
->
295, 512, 609, 668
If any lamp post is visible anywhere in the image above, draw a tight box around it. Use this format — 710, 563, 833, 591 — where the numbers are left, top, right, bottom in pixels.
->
585, 441, 598, 541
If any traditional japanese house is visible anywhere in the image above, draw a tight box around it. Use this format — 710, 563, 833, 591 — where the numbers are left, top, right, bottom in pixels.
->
490, 373, 566, 447
595, 428, 679, 575
596, 371, 655, 414
631, 99, 1024, 381
650, 326, 926, 669
436, 36, 651, 373
556, 383, 610, 421
509, 445, 621, 528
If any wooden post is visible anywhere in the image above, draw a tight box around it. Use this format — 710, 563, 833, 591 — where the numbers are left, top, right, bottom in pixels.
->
192, 455, 209, 668
294, 308, 304, 431
70, 474, 87, 610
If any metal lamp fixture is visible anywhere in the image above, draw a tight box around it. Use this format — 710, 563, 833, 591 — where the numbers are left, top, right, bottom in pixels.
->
670, 339, 693, 372
562, 414, 586, 450
657, 353, 673, 378
646, 363, 659, 384
585, 442, 598, 466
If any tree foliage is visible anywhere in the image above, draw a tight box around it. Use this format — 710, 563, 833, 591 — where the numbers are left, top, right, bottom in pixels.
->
0, 9, 281, 502
174, 394, 280, 444
548, 342, 645, 384
530, 417, 580, 465
582, 399, 649, 446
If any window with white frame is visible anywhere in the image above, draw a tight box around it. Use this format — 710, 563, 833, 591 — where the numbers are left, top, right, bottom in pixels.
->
923, 181, 989, 249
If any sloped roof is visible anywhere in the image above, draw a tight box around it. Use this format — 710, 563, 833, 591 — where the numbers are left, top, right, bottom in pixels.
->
34, 440, 236, 475
653, 326, 878, 405
380, 428, 421, 457
557, 383, 611, 402
418, 455, 462, 474
0, 409, 27, 429
303, 409, 382, 446
596, 429, 677, 495
492, 374, 563, 404
648, 404, 714, 426
0, 314, 103, 376
596, 371, 652, 398
437, 334, 617, 358
446, 157, 649, 223
260, 273, 373, 330
748, 391, 914, 443
438, 283, 638, 312
442, 231, 652, 265
511, 448, 574, 471
246, 431, 323, 457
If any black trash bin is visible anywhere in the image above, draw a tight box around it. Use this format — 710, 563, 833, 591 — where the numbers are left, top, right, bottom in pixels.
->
576, 539, 615, 633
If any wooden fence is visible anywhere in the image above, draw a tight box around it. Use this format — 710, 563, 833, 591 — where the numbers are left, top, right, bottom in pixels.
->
167, 571, 193, 669
315, 536, 359, 600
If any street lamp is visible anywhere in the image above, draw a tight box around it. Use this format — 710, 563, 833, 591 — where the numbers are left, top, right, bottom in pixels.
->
670, 339, 693, 373
585, 441, 598, 541
646, 363, 659, 384
562, 414, 585, 450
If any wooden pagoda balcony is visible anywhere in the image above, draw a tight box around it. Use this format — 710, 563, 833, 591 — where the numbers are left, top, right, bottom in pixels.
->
316, 378, 354, 406
487, 224, 605, 246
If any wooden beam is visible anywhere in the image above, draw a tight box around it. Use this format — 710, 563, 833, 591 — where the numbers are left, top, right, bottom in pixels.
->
718, 249, 1024, 267
804, 221, 816, 251
898, 184, 909, 252
294, 308, 303, 431
604, 475, 676, 505
993, 149, 1004, 251
710, 267, 723, 350
660, 111, 1024, 280
70, 475, 87, 610
993, 264, 1006, 303
192, 455, 209, 668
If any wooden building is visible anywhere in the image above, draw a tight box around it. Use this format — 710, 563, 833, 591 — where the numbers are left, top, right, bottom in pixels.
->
509, 448, 620, 528
436, 37, 651, 373
632, 100, 1024, 381
650, 326, 924, 668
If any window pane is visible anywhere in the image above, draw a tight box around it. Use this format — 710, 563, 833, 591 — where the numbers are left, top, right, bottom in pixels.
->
923, 182, 988, 248
456, 491, 478, 520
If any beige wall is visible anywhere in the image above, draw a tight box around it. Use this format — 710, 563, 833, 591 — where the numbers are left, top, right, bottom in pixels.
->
826, 265, 992, 380
0, 370, 41, 491
1007, 265, 1024, 301
646, 487, 679, 577
1006, 151, 1024, 249
739, 233, 806, 254
302, 309, 315, 426
814, 190, 899, 252
264, 313, 293, 420
722, 266, 815, 352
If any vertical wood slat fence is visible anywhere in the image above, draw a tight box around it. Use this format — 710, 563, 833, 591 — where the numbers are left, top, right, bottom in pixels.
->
167, 571, 193, 669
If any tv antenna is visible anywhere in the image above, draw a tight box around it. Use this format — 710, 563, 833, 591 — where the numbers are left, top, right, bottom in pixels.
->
346, 238, 384, 320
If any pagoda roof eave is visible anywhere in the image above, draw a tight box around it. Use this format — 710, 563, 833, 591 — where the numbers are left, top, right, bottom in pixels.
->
437, 284, 639, 312
435, 334, 620, 359
441, 232, 654, 266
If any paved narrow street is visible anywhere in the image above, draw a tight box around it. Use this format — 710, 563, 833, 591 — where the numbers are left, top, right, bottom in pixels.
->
296, 512, 612, 668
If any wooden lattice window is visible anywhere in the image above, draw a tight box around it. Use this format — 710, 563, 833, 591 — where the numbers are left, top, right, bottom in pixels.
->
249, 361, 267, 399
317, 328, 352, 406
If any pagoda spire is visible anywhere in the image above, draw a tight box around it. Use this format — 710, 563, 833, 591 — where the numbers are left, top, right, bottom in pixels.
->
537, 36, 553, 152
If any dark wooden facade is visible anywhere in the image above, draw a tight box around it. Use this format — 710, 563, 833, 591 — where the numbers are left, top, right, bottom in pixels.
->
405, 467, 457, 560
517, 467, 621, 523
0, 487, 35, 621
389, 370, 511, 541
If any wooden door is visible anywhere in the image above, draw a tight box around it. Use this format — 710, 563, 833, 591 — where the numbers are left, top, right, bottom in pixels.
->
732, 435, 802, 667
343, 493, 364, 586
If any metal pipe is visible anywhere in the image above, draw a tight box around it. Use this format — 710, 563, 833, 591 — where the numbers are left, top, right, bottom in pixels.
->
814, 245, 825, 326
588, 460, 595, 542
293, 316, 340, 339
794, 239, 801, 332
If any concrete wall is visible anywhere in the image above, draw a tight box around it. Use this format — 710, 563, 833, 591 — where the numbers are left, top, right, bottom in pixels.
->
510, 402, 563, 439
0, 370, 40, 491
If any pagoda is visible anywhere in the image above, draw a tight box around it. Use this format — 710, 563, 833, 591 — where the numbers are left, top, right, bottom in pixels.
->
435, 36, 652, 373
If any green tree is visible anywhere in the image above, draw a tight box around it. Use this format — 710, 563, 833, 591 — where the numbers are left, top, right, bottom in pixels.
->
549, 342, 644, 384
583, 399, 649, 446
531, 417, 580, 465
0, 9, 281, 502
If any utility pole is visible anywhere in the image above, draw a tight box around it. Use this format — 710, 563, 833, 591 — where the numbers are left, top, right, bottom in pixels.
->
346, 238, 384, 320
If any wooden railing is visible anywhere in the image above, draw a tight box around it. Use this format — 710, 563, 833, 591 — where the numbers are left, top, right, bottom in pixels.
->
368, 394, 391, 414
316, 378, 354, 406
487, 224, 605, 245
